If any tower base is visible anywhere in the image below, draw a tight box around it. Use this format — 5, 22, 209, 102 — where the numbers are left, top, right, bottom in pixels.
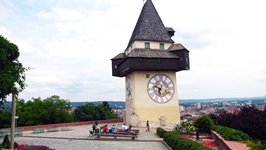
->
125, 106, 180, 129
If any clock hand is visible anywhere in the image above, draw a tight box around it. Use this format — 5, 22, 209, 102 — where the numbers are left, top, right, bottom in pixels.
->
158, 87, 162, 96
152, 84, 164, 96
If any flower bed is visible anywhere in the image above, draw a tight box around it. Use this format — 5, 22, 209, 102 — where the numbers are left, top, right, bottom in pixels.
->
15, 145, 55, 150
180, 134, 212, 139
179, 134, 218, 149
201, 141, 217, 149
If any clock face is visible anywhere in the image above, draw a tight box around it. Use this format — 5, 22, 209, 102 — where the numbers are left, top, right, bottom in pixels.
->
147, 74, 175, 103
126, 77, 132, 99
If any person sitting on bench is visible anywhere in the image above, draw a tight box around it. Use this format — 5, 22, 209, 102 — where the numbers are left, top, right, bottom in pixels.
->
111, 124, 117, 133
103, 125, 109, 133
121, 123, 128, 131
128, 125, 135, 134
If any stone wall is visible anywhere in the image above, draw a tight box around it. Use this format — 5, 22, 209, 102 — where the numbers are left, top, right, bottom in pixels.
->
211, 131, 231, 150
4, 119, 123, 131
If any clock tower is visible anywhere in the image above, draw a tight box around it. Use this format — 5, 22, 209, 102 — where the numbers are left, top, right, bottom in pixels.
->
111, 0, 190, 128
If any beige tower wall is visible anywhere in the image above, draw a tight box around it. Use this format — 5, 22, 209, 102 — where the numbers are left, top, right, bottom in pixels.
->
126, 71, 180, 129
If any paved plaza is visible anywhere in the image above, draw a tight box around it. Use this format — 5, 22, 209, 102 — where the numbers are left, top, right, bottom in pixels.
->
12, 123, 170, 150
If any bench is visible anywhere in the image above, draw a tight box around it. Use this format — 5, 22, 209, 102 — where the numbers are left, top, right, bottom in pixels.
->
97, 133, 138, 139
117, 129, 140, 134
47, 128, 59, 132
32, 128, 45, 134
0, 129, 23, 137
0, 129, 10, 138
15, 128, 23, 136
60, 128, 72, 131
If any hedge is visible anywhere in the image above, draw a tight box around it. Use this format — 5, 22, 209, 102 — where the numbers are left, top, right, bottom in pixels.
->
156, 128, 212, 150
213, 125, 252, 141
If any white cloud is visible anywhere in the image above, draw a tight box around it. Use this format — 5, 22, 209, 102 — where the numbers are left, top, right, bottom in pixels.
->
2, 0, 266, 102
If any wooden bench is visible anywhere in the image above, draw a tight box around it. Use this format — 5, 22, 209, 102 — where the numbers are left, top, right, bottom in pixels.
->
117, 129, 140, 134
97, 133, 138, 139
32, 128, 45, 134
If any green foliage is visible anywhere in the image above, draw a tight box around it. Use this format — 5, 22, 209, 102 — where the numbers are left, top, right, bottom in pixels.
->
43, 95, 73, 124
0, 111, 11, 128
73, 101, 118, 121
250, 141, 266, 150
14, 95, 74, 126
173, 120, 195, 133
0, 35, 29, 109
193, 114, 213, 134
217, 106, 266, 141
213, 125, 252, 141
0, 95, 119, 127
163, 131, 212, 150
156, 127, 166, 138
1, 134, 10, 149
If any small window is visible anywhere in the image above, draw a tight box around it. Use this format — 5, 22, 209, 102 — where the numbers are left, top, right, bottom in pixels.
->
145, 42, 150, 49
160, 43, 165, 49
146, 74, 150, 78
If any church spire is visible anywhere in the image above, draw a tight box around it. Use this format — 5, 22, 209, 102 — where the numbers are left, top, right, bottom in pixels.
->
126, 0, 174, 49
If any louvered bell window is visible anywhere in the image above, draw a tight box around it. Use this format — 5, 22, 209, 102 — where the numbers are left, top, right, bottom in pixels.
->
160, 43, 165, 49
145, 42, 150, 49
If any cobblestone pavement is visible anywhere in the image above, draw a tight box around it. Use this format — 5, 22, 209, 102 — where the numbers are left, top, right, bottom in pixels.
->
12, 123, 170, 150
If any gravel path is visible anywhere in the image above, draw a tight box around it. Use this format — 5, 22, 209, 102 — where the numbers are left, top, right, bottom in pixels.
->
12, 123, 170, 150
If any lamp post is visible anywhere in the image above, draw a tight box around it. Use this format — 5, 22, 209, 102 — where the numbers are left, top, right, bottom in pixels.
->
10, 82, 20, 150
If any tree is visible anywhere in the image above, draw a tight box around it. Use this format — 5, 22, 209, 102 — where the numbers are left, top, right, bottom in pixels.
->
193, 114, 213, 134
73, 103, 97, 121
0, 35, 28, 109
0, 111, 11, 128
73, 101, 118, 121
43, 95, 73, 124
14, 95, 74, 126
217, 106, 266, 140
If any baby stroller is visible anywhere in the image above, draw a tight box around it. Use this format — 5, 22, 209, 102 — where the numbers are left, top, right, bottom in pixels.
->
89, 130, 95, 137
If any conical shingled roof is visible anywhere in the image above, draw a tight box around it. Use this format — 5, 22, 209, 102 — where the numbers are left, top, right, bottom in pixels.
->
126, 0, 174, 49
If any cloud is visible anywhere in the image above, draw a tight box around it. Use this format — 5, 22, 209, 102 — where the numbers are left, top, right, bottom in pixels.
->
2, 0, 266, 102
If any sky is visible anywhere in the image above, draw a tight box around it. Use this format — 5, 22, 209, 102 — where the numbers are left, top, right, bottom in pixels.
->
1, 0, 266, 102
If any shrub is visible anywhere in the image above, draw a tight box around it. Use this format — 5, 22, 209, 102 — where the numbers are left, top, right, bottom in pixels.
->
213, 125, 252, 141
250, 141, 266, 150
163, 131, 212, 150
1, 134, 10, 149
156, 127, 166, 138
194, 114, 213, 134
173, 120, 195, 133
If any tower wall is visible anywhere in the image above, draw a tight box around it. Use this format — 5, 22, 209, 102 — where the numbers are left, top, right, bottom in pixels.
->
126, 71, 180, 129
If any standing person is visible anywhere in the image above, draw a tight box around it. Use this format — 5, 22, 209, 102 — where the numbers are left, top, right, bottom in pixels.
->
196, 128, 199, 140
146, 120, 150, 132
